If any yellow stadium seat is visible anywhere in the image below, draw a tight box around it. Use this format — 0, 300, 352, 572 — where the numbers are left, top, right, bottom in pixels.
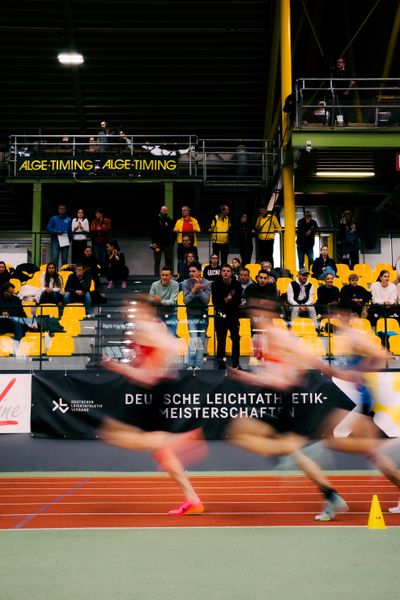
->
176, 320, 189, 338
291, 317, 317, 337
28, 271, 42, 288
329, 334, 351, 356
177, 291, 187, 321
206, 318, 215, 338
0, 336, 13, 356
9, 278, 21, 293
332, 278, 343, 290
47, 333, 75, 356
301, 336, 326, 356
375, 318, 400, 334
59, 271, 73, 288
272, 317, 288, 330
245, 263, 261, 281
39, 264, 48, 272
62, 303, 86, 321
240, 335, 253, 356
36, 304, 59, 318
308, 277, 319, 295
389, 335, 400, 355
176, 337, 189, 357
319, 317, 342, 336
349, 317, 372, 332
353, 263, 373, 284
17, 333, 47, 357
239, 318, 251, 336
276, 277, 293, 295
59, 317, 80, 336
336, 263, 351, 282
22, 301, 36, 318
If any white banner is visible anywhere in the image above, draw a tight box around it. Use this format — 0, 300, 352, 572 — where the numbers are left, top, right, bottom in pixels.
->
0, 374, 31, 433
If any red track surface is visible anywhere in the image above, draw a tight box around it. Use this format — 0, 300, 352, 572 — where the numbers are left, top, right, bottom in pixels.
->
0, 475, 399, 529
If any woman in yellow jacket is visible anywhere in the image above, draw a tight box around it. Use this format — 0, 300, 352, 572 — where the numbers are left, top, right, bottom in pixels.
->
208, 204, 231, 264
254, 206, 282, 266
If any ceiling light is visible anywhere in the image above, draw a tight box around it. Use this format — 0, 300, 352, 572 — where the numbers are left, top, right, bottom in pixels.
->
57, 52, 84, 65
316, 171, 375, 178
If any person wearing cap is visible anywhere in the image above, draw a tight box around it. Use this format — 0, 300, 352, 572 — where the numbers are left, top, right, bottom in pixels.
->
287, 268, 318, 328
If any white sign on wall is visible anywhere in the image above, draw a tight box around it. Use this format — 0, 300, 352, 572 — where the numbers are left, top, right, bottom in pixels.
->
0, 374, 31, 433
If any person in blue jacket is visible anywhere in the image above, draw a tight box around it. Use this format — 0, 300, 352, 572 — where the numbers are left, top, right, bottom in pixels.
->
46, 204, 72, 267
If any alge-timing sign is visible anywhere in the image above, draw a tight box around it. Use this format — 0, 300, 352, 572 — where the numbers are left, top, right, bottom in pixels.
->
16, 156, 178, 176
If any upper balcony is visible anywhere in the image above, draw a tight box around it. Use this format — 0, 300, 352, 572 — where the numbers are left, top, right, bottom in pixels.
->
292, 78, 400, 149
6, 135, 277, 187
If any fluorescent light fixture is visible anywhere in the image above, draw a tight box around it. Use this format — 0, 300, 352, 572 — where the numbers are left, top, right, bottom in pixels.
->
57, 52, 84, 65
316, 171, 375, 178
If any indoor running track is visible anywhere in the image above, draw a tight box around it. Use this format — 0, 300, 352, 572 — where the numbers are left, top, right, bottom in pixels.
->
0, 474, 399, 530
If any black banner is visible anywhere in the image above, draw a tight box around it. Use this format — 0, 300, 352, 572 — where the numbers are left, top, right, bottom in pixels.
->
16, 155, 178, 177
31, 370, 356, 440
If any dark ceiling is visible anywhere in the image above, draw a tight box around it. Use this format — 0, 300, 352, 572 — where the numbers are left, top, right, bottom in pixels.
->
1, 1, 399, 142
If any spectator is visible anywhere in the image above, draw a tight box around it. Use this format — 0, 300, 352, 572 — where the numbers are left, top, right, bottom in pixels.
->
254, 206, 282, 265
238, 267, 254, 306
88, 137, 99, 153
119, 129, 134, 153
395, 256, 400, 282
287, 268, 318, 328
71, 208, 90, 263
339, 210, 359, 269
150, 205, 174, 275
81, 246, 101, 290
230, 257, 242, 279
245, 269, 279, 358
296, 210, 319, 269
0, 261, 11, 287
315, 273, 340, 317
182, 263, 211, 370
37, 262, 63, 306
236, 213, 253, 266
245, 270, 279, 307
46, 204, 72, 268
104, 240, 129, 289
90, 208, 111, 265
368, 269, 398, 326
97, 120, 116, 152
173, 206, 200, 271
212, 264, 242, 370
260, 260, 280, 283
203, 254, 221, 282
339, 273, 371, 317
63, 264, 92, 317
176, 234, 199, 274
332, 57, 355, 126
0, 282, 34, 342
311, 246, 337, 280
209, 204, 231, 264
177, 251, 200, 284
149, 267, 179, 336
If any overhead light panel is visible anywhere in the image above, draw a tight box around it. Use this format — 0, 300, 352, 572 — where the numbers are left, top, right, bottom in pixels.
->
58, 52, 84, 65
316, 171, 375, 178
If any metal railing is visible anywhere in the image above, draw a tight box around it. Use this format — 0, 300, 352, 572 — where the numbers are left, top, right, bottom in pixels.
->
7, 135, 276, 184
295, 78, 400, 128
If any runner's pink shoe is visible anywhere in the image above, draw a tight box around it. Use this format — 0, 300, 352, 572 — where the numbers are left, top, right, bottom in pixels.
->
169, 501, 205, 516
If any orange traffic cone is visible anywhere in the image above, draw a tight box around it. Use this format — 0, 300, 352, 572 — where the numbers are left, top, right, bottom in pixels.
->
367, 495, 387, 529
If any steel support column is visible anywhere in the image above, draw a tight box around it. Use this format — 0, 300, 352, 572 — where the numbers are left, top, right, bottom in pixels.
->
32, 181, 42, 265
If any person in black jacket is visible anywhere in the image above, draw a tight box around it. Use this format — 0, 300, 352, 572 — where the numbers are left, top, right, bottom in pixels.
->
311, 246, 337, 280
63, 264, 92, 316
296, 211, 319, 269
150, 205, 174, 275
104, 240, 129, 289
0, 281, 33, 341
315, 273, 340, 317
236, 213, 253, 266
212, 264, 242, 370
339, 274, 372, 317
81, 246, 101, 290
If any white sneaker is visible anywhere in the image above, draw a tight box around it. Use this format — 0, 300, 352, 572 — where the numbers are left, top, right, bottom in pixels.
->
193, 366, 201, 371
186, 366, 194, 370
315, 492, 348, 522
388, 503, 400, 514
